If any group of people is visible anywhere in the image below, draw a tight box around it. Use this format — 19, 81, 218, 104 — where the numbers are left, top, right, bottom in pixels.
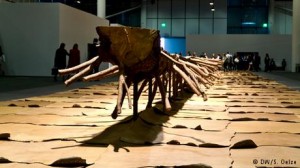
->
186, 51, 287, 72
53, 38, 100, 81
264, 53, 287, 72
53, 43, 80, 81
223, 53, 262, 72
187, 51, 257, 71
223, 52, 288, 72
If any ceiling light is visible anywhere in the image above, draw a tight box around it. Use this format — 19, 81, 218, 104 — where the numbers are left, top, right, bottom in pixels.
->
242, 22, 256, 25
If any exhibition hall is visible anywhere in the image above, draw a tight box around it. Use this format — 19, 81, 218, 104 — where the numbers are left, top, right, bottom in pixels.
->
0, 0, 299, 167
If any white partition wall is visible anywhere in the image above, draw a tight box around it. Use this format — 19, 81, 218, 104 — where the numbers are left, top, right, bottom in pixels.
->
58, 4, 109, 72
0, 3, 109, 76
0, 3, 59, 76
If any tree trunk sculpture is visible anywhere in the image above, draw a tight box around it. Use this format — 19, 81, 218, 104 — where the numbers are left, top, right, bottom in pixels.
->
59, 26, 222, 119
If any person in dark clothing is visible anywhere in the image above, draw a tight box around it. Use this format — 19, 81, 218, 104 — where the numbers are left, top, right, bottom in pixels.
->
68, 43, 80, 68
54, 43, 69, 81
0, 46, 5, 75
0, 46, 3, 59
252, 53, 260, 72
264, 53, 270, 72
269, 58, 276, 71
281, 59, 287, 71
66, 43, 80, 79
257, 54, 261, 71
88, 38, 100, 73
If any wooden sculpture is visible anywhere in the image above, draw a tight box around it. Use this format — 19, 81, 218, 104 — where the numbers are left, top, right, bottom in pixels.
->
59, 26, 221, 119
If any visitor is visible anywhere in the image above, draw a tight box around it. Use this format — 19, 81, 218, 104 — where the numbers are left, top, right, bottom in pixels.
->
233, 54, 239, 70
252, 53, 260, 72
269, 58, 276, 72
264, 53, 270, 72
0, 46, 5, 76
281, 59, 287, 71
68, 43, 80, 68
53, 43, 69, 81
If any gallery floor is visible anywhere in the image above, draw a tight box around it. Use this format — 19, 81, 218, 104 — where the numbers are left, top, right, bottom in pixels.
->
0, 71, 299, 168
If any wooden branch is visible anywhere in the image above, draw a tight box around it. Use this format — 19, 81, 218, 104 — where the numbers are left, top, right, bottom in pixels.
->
123, 77, 132, 109
112, 74, 127, 119
173, 64, 201, 96
155, 75, 171, 112
59, 56, 100, 75
64, 65, 92, 86
146, 79, 158, 108
83, 65, 119, 81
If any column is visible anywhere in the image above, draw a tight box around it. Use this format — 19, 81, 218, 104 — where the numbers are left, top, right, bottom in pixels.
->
268, 0, 275, 34
97, 0, 106, 18
141, 0, 147, 28
292, 0, 300, 72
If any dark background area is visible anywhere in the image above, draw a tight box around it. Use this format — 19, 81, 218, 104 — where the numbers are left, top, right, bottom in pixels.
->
39, 0, 142, 27
19, 0, 292, 34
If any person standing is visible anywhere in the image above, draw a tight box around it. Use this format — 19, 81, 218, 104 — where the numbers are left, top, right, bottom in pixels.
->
68, 43, 80, 68
269, 58, 276, 71
54, 43, 69, 81
233, 54, 239, 70
281, 59, 287, 71
0, 46, 5, 76
66, 43, 80, 79
252, 53, 260, 72
264, 53, 270, 72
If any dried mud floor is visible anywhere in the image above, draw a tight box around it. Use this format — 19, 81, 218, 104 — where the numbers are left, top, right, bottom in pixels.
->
0, 71, 299, 168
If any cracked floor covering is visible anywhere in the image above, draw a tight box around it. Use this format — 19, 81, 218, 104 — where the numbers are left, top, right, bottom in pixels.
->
0, 71, 300, 168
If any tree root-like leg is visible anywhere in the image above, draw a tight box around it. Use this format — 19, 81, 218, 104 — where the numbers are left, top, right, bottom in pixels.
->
172, 64, 200, 96
137, 79, 148, 100
168, 69, 172, 99
183, 64, 207, 101
148, 78, 152, 106
133, 80, 139, 120
146, 78, 158, 108
155, 75, 171, 112
123, 78, 132, 109
111, 75, 132, 119
172, 70, 178, 98
162, 51, 207, 97
189, 68, 210, 88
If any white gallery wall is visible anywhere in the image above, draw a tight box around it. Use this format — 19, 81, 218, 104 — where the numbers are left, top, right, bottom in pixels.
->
187, 34, 292, 71
0, 3, 109, 76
